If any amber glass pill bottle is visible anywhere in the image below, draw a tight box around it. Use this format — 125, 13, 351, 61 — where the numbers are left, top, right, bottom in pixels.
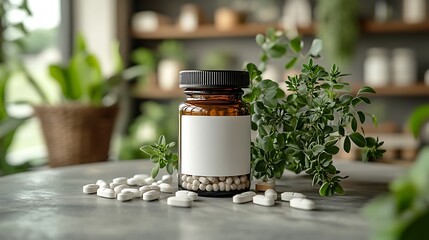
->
178, 70, 251, 197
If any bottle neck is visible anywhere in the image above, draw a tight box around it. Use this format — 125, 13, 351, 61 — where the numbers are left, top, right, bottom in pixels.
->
183, 88, 244, 102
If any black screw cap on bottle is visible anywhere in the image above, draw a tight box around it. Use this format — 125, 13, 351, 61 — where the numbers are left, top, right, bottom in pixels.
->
179, 70, 250, 88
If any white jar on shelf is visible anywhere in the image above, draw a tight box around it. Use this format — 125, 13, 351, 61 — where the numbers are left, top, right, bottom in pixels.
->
364, 48, 390, 87
391, 48, 417, 86
403, 0, 426, 23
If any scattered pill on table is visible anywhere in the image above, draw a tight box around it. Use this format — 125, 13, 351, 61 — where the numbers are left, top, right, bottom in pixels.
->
159, 183, 173, 193
83, 184, 99, 194
121, 188, 142, 198
175, 190, 198, 201
253, 195, 275, 207
113, 184, 128, 194
110, 182, 121, 189
127, 178, 138, 186
139, 185, 151, 194
280, 192, 306, 202
133, 174, 149, 180
167, 196, 192, 208
162, 175, 172, 183
144, 177, 154, 185
112, 177, 127, 184
233, 191, 256, 204
142, 190, 160, 201
117, 192, 133, 202
97, 188, 116, 199
150, 185, 160, 191
265, 189, 278, 200
290, 198, 315, 210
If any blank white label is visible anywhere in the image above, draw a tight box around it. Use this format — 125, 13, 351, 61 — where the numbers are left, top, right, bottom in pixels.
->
181, 115, 250, 176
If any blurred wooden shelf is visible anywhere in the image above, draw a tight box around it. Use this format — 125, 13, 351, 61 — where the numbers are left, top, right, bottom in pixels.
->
132, 23, 315, 39
132, 21, 429, 40
361, 21, 429, 34
352, 83, 429, 97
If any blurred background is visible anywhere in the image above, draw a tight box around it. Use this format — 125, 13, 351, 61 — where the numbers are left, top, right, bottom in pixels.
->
1, 0, 429, 174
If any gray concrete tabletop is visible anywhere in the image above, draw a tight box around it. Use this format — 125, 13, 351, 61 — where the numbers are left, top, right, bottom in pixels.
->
0, 160, 407, 240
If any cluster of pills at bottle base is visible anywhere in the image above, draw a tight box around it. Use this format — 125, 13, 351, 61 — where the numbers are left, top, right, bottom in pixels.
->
83, 174, 316, 211
179, 174, 250, 192
232, 189, 316, 210
83, 174, 197, 208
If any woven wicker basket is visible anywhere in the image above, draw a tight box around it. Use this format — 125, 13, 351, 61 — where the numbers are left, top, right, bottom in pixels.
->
33, 104, 118, 167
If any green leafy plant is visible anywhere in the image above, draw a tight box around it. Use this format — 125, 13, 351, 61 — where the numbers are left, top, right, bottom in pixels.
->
158, 40, 186, 63
408, 104, 429, 139
140, 29, 384, 196
247, 29, 384, 196
48, 34, 124, 105
0, 0, 43, 175
364, 146, 429, 240
316, 0, 359, 66
140, 135, 178, 178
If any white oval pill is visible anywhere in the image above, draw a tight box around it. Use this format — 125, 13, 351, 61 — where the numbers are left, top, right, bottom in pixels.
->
139, 185, 151, 194
96, 180, 108, 188
218, 182, 225, 191
167, 196, 192, 208
142, 190, 160, 201
97, 188, 116, 199
121, 188, 142, 198
149, 185, 160, 191
225, 177, 233, 185
206, 184, 213, 192
160, 183, 173, 193
144, 177, 154, 185
265, 189, 278, 200
233, 193, 253, 204
133, 174, 149, 179
127, 178, 138, 186
162, 175, 173, 183
175, 190, 198, 201
113, 184, 128, 194
112, 177, 127, 184
281, 192, 306, 202
199, 177, 209, 184
83, 184, 99, 194
110, 182, 121, 189
212, 183, 219, 192
290, 198, 315, 210
253, 195, 275, 206
117, 191, 133, 202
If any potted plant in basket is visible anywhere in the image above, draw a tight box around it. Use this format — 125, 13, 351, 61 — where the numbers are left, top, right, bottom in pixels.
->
32, 34, 125, 167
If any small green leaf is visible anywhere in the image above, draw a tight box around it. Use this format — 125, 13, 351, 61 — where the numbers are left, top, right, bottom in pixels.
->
359, 96, 371, 104
334, 184, 345, 195
285, 57, 298, 69
166, 162, 173, 174
351, 117, 357, 132
290, 37, 302, 53
312, 145, 325, 155
319, 182, 330, 196
358, 86, 376, 95
158, 135, 166, 146
344, 136, 351, 153
151, 163, 160, 179
325, 145, 340, 155
372, 115, 378, 127
140, 145, 156, 156
357, 111, 366, 124
349, 132, 366, 148
255, 34, 265, 46
255, 161, 266, 172
268, 45, 286, 58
